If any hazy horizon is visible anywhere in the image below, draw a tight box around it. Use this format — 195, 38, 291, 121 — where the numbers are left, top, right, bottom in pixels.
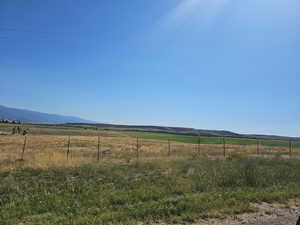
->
1, 0, 299, 137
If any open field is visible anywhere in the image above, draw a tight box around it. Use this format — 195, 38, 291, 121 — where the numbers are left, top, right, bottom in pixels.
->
1, 158, 300, 225
1, 124, 300, 224
127, 132, 300, 148
1, 133, 300, 172
1, 123, 300, 149
0, 123, 299, 172
0, 122, 300, 172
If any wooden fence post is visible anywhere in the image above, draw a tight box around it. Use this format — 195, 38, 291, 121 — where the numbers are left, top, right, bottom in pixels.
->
197, 136, 201, 155
67, 136, 71, 160
223, 137, 226, 157
21, 135, 27, 160
256, 138, 260, 155
97, 135, 101, 161
289, 139, 292, 157
168, 139, 171, 156
136, 137, 139, 161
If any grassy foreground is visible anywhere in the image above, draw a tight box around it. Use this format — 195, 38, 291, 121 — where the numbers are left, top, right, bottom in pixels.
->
1, 158, 300, 225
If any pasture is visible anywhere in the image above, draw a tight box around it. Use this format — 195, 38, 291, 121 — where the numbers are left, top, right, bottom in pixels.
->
1, 123, 300, 225
127, 132, 300, 148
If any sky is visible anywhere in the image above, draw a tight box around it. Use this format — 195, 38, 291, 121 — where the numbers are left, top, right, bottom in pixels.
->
0, 0, 300, 137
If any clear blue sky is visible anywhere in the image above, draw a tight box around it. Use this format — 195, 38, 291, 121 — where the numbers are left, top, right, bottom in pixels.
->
0, 0, 299, 136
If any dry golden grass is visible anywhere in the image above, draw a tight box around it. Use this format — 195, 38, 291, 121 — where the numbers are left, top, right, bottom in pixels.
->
0, 132, 299, 171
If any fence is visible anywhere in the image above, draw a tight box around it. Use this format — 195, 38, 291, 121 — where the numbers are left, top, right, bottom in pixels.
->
0, 134, 299, 169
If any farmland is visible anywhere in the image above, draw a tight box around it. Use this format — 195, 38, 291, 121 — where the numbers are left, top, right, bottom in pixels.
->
1, 123, 300, 225
127, 132, 300, 148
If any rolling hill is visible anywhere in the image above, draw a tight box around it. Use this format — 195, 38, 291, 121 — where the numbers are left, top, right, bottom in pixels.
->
0, 105, 92, 124
1, 105, 299, 141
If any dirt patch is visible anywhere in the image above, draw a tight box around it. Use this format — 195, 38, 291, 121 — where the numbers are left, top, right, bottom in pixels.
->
154, 199, 300, 225
193, 199, 300, 225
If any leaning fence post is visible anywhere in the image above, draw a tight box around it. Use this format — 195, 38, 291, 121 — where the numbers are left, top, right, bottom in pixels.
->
67, 136, 71, 160
21, 135, 27, 160
223, 137, 226, 157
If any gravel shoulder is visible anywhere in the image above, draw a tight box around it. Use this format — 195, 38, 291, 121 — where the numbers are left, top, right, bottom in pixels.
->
156, 199, 300, 225
194, 199, 300, 225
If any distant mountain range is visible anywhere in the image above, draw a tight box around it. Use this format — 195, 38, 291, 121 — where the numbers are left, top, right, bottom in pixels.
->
0, 105, 93, 124
1, 105, 299, 141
